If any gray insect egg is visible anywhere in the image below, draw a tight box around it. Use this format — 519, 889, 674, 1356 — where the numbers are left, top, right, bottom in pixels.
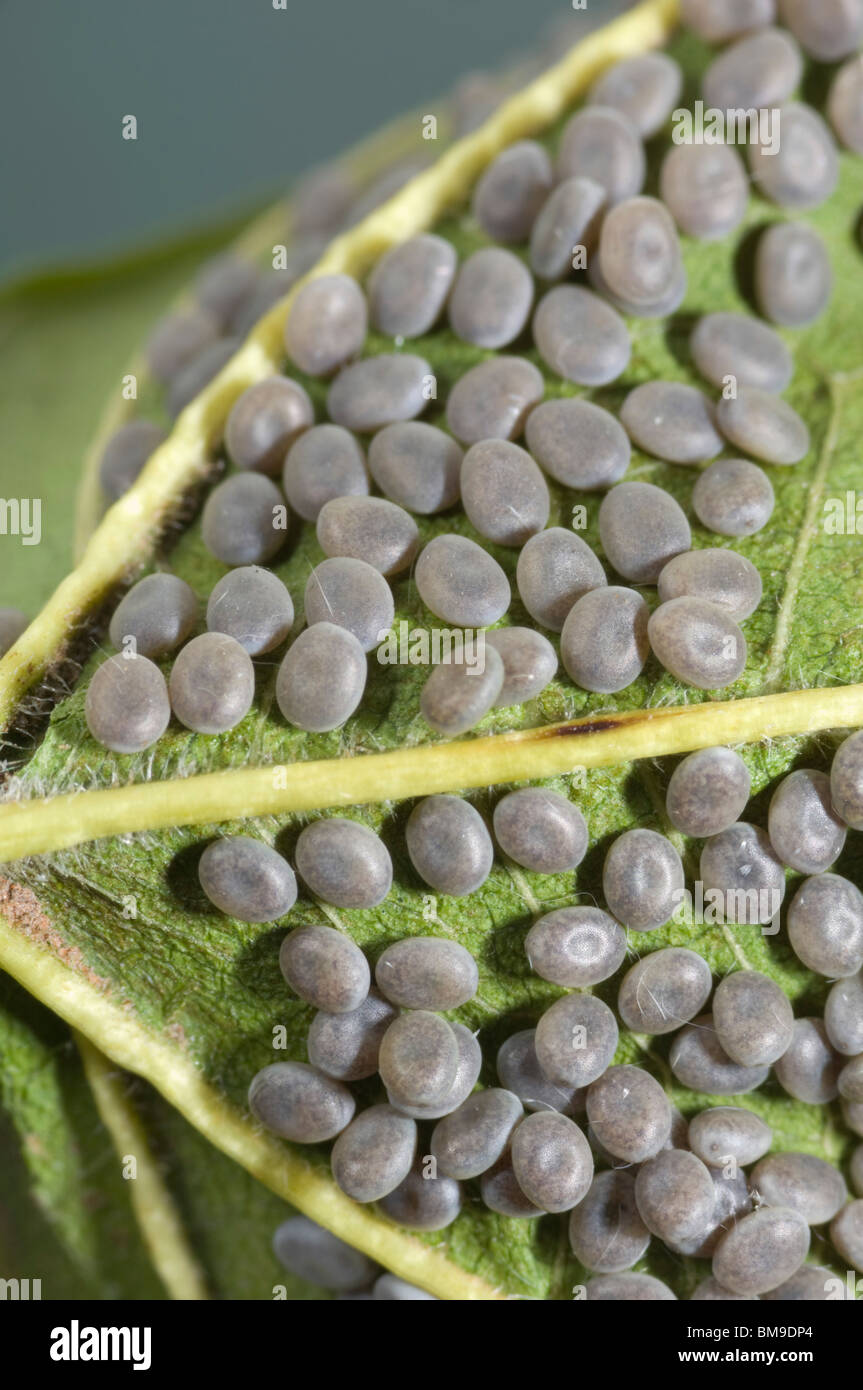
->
471, 139, 553, 243
840, 1054, 863, 1101
659, 143, 749, 241
278, 924, 370, 1013
511, 1110, 594, 1214
109, 573, 199, 660
597, 197, 683, 314
828, 55, 863, 154
460, 439, 549, 546
843, 1097, 863, 1137
534, 993, 619, 1088
748, 102, 839, 211
0, 608, 28, 658
825, 971, 863, 1056
303, 557, 394, 653
692, 458, 775, 538
282, 424, 369, 523
201, 472, 285, 566
852, 1144, 863, 1197
146, 305, 220, 384
556, 106, 646, 204
669, 1014, 771, 1094
199, 836, 297, 923
224, 377, 314, 476
586, 1273, 676, 1300
602, 828, 684, 933
787, 873, 863, 977
634, 1150, 717, 1247
586, 1064, 672, 1163
367, 421, 462, 515
779, 0, 863, 61
620, 381, 723, 466
690, 312, 793, 395
587, 52, 682, 138
414, 534, 510, 627
496, 1029, 586, 1116
702, 26, 803, 111
689, 1277, 753, 1302
378, 1162, 462, 1232
168, 632, 255, 734
764, 1266, 836, 1301
493, 789, 587, 874
666, 746, 751, 837
430, 1088, 524, 1181
374, 936, 478, 1011
699, 822, 785, 925
712, 1206, 810, 1297
99, 420, 167, 501
387, 1022, 481, 1120
480, 1155, 543, 1218
330, 1103, 417, 1203
529, 176, 606, 281
657, 550, 762, 623
831, 1200, 863, 1272
272, 1215, 378, 1292
517, 527, 607, 633
275, 622, 366, 733
167, 338, 240, 420
680, 0, 776, 43
420, 648, 504, 737
248, 1060, 355, 1142
688, 1106, 773, 1168
831, 729, 863, 828
378, 1012, 459, 1110
525, 397, 630, 491
751, 1152, 848, 1225
667, 1163, 754, 1259
316, 495, 418, 575
485, 627, 558, 706
307, 989, 397, 1081
405, 794, 493, 897
617, 947, 713, 1035
712, 969, 794, 1066
294, 817, 392, 910
284, 274, 367, 376
195, 253, 258, 329
598, 481, 691, 584
755, 221, 832, 327
767, 768, 847, 873
561, 586, 650, 694
327, 354, 432, 433
372, 1274, 437, 1300
85, 653, 171, 754
447, 247, 534, 349
446, 355, 544, 444
774, 1018, 844, 1103
367, 233, 457, 338
206, 565, 294, 656
532, 285, 631, 387
525, 906, 626, 988
648, 596, 747, 690
568, 1169, 651, 1274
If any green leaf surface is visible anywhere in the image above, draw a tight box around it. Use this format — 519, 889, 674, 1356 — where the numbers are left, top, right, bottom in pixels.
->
3, 23, 863, 1299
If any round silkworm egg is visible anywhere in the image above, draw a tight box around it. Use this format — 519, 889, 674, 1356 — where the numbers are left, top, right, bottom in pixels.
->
556, 106, 646, 203
702, 26, 803, 111
669, 1014, 771, 1094
378, 1012, 459, 1110
0, 608, 28, 657
109, 573, 199, 660
829, 1200, 863, 1274
206, 565, 293, 656
699, 822, 785, 925
691, 312, 793, 395
665, 746, 751, 837
648, 597, 747, 690
480, 1155, 542, 1219
751, 1152, 848, 1226
448, 247, 534, 349
775, 1018, 843, 1103
561, 587, 650, 694
294, 817, 392, 910
659, 143, 748, 241
568, 1169, 650, 1274
374, 936, 478, 1011
779, 0, 863, 61
587, 52, 682, 138
445, 355, 544, 445
85, 653, 170, 753
367, 233, 457, 338
597, 197, 683, 313
689, 1106, 773, 1169
529, 176, 606, 281
786, 873, 863, 977
282, 424, 369, 523
828, 55, 863, 154
532, 285, 630, 387
749, 102, 838, 211
225, 377, 313, 475
493, 788, 587, 874
99, 420, 167, 501
272, 1215, 378, 1292
680, 0, 777, 43
199, 836, 297, 923
415, 534, 510, 627
485, 627, 558, 707
586, 1064, 672, 1163
657, 550, 762, 623
602, 828, 684, 933
598, 482, 691, 584
712, 1206, 810, 1297
534, 993, 619, 1089
525, 906, 626, 988
330, 1103, 417, 1203
517, 528, 607, 633
755, 222, 832, 327
248, 1061, 355, 1143
635, 1150, 716, 1246
387, 1022, 481, 1121
169, 632, 254, 734
167, 338, 240, 419
430, 1089, 524, 1181
617, 947, 713, 1035
405, 794, 493, 897
372, 1274, 437, 1301
831, 729, 863, 828
367, 421, 462, 515
419, 647, 504, 737
195, 253, 258, 329
692, 458, 775, 538
275, 622, 366, 732
201, 473, 285, 566
279, 924, 370, 1013
825, 971, 863, 1056
525, 397, 630, 491
303, 557, 393, 653
307, 989, 397, 1081
496, 1029, 586, 1117
840, 1054, 863, 1102
284, 274, 366, 376
511, 1111, 594, 1214
712, 969, 794, 1066
586, 1273, 676, 1301
378, 1162, 462, 1232
768, 768, 847, 873
145, 305, 219, 384
460, 439, 549, 546
620, 381, 723, 466
471, 140, 553, 243
327, 354, 431, 432
316, 495, 418, 576
852, 1144, 863, 1196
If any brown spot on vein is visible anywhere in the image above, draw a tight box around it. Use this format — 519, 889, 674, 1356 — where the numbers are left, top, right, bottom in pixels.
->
538, 711, 650, 738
